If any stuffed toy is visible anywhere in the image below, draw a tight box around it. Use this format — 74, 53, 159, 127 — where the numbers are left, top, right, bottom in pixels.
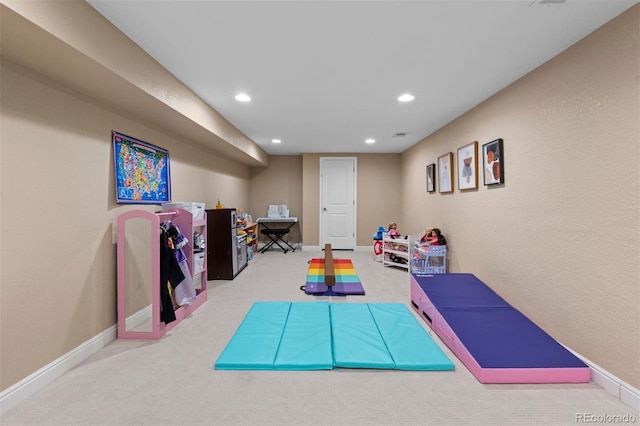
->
373, 226, 385, 240
373, 226, 385, 257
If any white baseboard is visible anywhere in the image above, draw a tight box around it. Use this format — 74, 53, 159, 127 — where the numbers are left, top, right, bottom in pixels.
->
621, 381, 640, 411
0, 326, 117, 417
590, 365, 640, 411
125, 305, 152, 330
564, 346, 640, 411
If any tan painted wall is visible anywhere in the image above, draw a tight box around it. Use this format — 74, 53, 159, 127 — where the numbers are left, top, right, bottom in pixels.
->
0, 61, 251, 390
401, 6, 639, 388
250, 156, 304, 244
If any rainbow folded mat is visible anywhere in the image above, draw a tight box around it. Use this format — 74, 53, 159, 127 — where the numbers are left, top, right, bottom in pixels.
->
304, 258, 365, 295
214, 302, 454, 371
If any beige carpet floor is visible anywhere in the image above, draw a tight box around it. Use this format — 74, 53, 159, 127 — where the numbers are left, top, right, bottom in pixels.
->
2, 250, 637, 425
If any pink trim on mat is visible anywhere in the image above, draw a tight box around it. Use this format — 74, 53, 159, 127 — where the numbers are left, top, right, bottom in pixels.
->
409, 275, 590, 384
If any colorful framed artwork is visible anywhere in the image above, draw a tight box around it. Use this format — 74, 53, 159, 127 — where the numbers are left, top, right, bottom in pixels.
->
437, 153, 454, 193
457, 141, 478, 191
483, 138, 504, 185
113, 131, 171, 204
426, 163, 436, 193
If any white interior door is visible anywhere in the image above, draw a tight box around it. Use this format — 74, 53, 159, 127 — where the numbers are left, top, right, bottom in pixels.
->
320, 157, 356, 250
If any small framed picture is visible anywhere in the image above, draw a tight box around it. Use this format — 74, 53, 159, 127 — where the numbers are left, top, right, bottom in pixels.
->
437, 153, 454, 193
482, 138, 504, 185
457, 141, 478, 191
426, 163, 436, 193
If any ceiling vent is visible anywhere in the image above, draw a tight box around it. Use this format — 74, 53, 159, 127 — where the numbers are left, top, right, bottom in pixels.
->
393, 132, 409, 137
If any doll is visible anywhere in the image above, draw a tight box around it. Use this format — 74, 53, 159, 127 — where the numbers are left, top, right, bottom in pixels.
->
388, 223, 400, 238
419, 228, 433, 245
388, 223, 408, 240
429, 228, 447, 246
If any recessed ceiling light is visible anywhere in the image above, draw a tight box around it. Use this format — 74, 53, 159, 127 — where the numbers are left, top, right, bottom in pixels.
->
271, 139, 281, 144
235, 93, 251, 102
365, 138, 375, 144
398, 94, 415, 102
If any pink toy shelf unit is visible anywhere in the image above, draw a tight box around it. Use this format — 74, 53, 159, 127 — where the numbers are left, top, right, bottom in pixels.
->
117, 208, 207, 339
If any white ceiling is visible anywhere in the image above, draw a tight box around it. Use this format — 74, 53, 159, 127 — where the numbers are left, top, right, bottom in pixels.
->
87, 0, 637, 155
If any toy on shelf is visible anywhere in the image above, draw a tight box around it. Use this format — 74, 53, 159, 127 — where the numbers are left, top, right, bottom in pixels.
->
387, 222, 408, 239
373, 226, 385, 261
382, 232, 415, 270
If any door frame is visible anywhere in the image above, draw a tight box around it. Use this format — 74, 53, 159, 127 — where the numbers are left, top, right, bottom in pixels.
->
319, 157, 357, 250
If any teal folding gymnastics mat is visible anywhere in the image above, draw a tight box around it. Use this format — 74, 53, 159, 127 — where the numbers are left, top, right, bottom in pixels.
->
214, 302, 454, 371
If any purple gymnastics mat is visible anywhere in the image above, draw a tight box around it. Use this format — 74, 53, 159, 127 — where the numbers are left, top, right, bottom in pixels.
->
410, 273, 590, 384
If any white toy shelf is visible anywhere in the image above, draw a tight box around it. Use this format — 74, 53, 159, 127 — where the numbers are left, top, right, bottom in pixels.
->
382, 232, 414, 270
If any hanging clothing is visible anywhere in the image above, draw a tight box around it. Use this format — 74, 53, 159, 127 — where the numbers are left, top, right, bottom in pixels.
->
161, 221, 197, 308
172, 245, 197, 307
159, 228, 183, 324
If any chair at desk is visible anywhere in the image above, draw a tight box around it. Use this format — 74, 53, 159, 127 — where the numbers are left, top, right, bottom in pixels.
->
259, 228, 296, 253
